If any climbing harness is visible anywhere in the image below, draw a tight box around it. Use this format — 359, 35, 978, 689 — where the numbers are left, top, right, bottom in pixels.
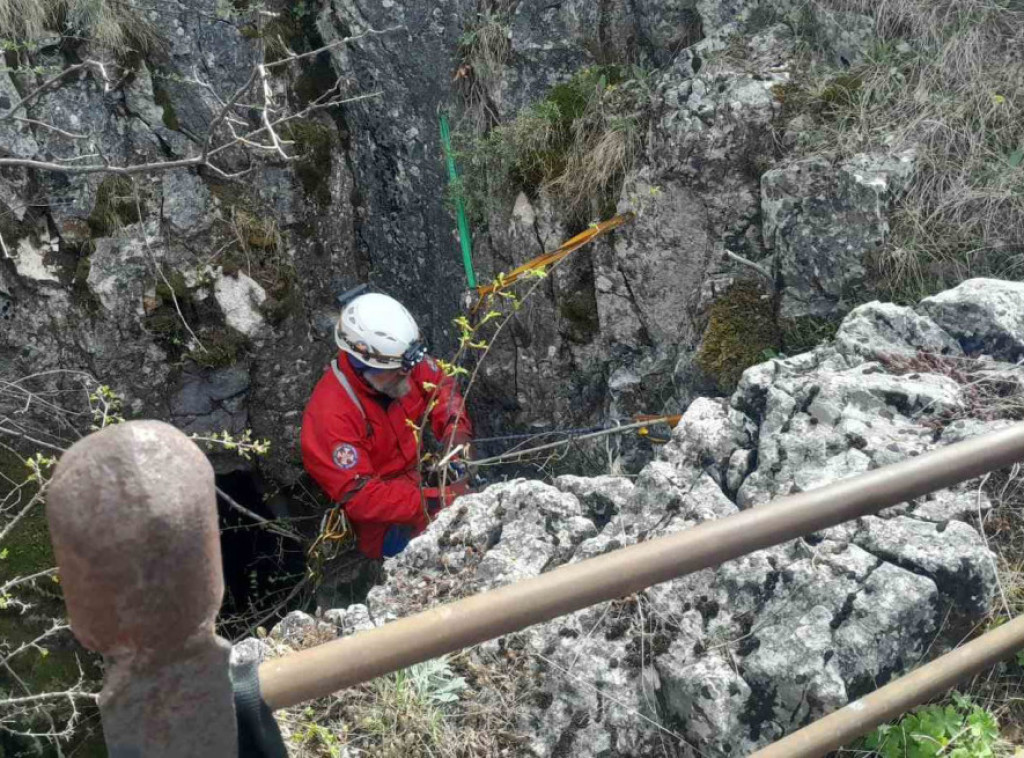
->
474, 212, 636, 307
307, 506, 355, 562
439, 111, 477, 289
306, 505, 357, 585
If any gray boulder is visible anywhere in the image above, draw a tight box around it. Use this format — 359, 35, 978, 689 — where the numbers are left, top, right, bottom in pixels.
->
764, 152, 916, 319
919, 278, 1024, 361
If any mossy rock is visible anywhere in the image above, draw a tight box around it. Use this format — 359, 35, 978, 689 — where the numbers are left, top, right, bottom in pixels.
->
152, 78, 181, 131
191, 327, 249, 369
558, 289, 600, 343
88, 176, 143, 237
232, 209, 280, 251
155, 269, 190, 302
281, 119, 335, 208
696, 281, 780, 392
0, 448, 50, 584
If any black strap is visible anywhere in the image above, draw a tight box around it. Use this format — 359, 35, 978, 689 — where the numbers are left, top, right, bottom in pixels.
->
232, 658, 287, 758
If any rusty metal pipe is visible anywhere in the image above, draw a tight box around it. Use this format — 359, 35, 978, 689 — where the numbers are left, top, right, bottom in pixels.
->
751, 613, 1024, 758
259, 422, 1024, 710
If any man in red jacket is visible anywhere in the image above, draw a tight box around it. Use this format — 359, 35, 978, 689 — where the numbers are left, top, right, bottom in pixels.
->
301, 291, 473, 560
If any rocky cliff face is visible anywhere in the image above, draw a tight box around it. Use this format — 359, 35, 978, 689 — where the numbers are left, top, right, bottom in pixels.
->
0, 0, 910, 484
259, 278, 1024, 756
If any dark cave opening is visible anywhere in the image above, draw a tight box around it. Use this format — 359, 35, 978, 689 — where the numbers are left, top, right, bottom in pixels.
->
215, 470, 309, 639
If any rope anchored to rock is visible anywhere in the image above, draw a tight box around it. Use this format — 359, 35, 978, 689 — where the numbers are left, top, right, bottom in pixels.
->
474, 212, 636, 308
468, 414, 681, 469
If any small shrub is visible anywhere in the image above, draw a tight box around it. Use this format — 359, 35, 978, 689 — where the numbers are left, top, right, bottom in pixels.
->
855, 693, 1006, 758
456, 64, 652, 222
455, 11, 511, 130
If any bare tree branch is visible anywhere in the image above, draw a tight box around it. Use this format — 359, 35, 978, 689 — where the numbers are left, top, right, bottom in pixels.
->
0, 690, 98, 707
12, 117, 87, 140
0, 567, 58, 597
0, 63, 91, 123
724, 249, 775, 283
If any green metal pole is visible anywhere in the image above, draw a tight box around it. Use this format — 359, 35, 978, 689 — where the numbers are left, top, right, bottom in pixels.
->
439, 112, 477, 289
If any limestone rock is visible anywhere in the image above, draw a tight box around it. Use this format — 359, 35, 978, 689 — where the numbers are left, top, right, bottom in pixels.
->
919, 278, 1024, 361
764, 152, 916, 319
214, 273, 267, 338
292, 279, 1010, 757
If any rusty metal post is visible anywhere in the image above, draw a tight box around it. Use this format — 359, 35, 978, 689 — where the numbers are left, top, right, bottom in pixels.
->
259, 422, 1024, 710
751, 613, 1024, 758
47, 421, 236, 757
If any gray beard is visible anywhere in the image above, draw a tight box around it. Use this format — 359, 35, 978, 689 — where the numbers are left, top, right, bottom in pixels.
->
366, 373, 411, 399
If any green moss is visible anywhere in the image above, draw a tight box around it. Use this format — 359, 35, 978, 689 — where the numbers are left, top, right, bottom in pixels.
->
191, 327, 249, 368
0, 504, 53, 581
263, 15, 303, 64
0, 448, 51, 583
155, 269, 189, 302
0, 447, 102, 749
88, 176, 143, 237
696, 281, 780, 392
73, 255, 91, 287
558, 289, 600, 342
281, 119, 335, 208
780, 314, 842, 355
152, 79, 181, 131
259, 268, 302, 324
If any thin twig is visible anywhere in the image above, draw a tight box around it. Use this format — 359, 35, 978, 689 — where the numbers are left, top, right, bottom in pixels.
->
0, 62, 90, 123
724, 249, 774, 282
12, 117, 87, 140
215, 485, 304, 544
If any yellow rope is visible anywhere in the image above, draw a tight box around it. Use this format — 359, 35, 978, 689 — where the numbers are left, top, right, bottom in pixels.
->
475, 212, 636, 303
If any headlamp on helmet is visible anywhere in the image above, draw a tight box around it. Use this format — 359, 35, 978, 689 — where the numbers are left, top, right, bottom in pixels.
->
333, 288, 424, 371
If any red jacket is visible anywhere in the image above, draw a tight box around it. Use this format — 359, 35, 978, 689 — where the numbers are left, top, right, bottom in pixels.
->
301, 352, 472, 558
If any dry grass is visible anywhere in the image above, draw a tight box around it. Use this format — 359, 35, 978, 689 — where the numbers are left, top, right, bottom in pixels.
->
784, 0, 1024, 302
0, 0, 160, 55
456, 11, 512, 131
458, 65, 651, 223
969, 464, 1024, 745
877, 350, 1024, 428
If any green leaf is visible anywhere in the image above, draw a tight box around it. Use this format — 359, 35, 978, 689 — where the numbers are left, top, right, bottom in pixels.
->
1008, 148, 1024, 168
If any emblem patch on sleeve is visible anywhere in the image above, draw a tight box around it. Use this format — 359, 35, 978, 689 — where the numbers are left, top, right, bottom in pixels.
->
332, 443, 359, 470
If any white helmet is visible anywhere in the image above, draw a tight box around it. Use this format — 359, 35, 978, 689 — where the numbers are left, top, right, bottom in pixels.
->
334, 293, 424, 370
